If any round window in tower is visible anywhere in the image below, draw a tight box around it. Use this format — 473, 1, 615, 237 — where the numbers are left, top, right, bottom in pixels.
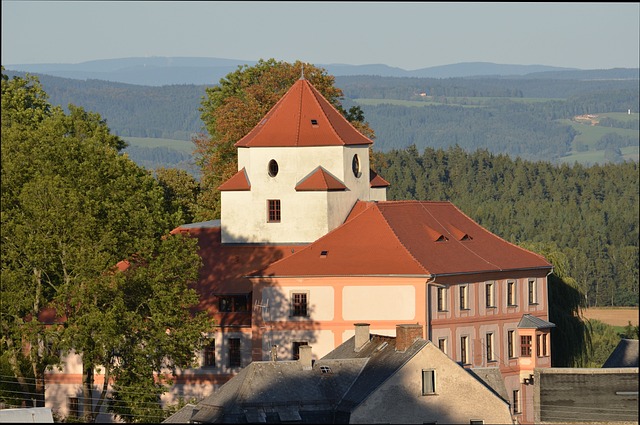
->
352, 154, 361, 178
268, 159, 279, 177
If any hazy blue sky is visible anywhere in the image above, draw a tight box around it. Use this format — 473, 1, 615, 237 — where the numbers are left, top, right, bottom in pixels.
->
2, 1, 639, 70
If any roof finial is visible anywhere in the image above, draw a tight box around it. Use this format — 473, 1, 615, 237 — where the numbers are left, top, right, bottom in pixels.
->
300, 63, 305, 80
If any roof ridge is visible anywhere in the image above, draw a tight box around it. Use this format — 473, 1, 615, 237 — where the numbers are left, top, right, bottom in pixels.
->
372, 203, 431, 274
295, 80, 304, 146
304, 80, 347, 146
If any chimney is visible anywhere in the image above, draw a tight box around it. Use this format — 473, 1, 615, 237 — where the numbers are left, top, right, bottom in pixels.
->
298, 344, 313, 370
354, 323, 370, 352
396, 324, 423, 352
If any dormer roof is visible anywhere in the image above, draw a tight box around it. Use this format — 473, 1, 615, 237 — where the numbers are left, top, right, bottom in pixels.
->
295, 166, 347, 191
235, 78, 373, 148
218, 168, 251, 191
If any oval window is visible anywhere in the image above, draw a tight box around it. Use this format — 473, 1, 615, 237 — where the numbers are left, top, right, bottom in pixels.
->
268, 159, 279, 177
352, 154, 361, 178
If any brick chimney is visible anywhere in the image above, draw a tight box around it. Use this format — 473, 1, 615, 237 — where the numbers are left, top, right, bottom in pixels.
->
395, 324, 423, 352
354, 323, 370, 352
298, 344, 313, 370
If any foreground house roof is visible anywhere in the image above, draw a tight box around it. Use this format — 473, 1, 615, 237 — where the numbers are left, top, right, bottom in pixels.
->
602, 338, 639, 368
235, 78, 373, 148
254, 200, 552, 277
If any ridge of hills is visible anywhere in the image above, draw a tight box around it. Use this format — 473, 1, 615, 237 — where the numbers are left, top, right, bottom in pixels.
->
6, 56, 638, 86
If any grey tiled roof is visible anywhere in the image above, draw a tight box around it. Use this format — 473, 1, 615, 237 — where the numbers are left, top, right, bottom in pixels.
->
178, 220, 221, 229
322, 334, 428, 411
602, 338, 639, 368
162, 404, 198, 423
517, 314, 556, 329
468, 367, 510, 403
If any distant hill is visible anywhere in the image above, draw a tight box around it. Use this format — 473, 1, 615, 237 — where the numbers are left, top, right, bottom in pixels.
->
7, 56, 628, 86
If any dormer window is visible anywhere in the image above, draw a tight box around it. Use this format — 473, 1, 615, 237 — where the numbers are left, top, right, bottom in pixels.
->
268, 159, 279, 177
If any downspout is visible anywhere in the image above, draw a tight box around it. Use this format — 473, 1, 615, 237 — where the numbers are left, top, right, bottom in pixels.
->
425, 276, 437, 341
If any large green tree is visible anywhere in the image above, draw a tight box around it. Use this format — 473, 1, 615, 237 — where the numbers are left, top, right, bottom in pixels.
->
195, 59, 374, 220
1, 70, 212, 422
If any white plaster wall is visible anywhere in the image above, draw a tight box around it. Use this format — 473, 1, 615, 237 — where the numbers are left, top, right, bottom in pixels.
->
262, 286, 335, 321
343, 285, 416, 321
261, 329, 335, 360
222, 145, 371, 244
369, 186, 387, 202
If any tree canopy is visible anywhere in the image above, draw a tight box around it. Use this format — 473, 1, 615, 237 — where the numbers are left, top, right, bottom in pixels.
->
1, 69, 212, 422
194, 59, 374, 220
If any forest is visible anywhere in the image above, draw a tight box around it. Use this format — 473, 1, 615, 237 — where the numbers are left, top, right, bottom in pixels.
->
373, 145, 638, 308
5, 69, 638, 164
5, 69, 638, 307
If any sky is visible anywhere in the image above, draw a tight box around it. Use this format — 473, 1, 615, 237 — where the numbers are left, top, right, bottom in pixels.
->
2, 1, 639, 70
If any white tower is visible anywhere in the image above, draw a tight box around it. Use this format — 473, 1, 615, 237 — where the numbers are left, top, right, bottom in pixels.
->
219, 78, 388, 244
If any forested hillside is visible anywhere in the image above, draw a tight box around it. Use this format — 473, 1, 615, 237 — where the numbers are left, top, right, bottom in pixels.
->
4, 69, 638, 166
375, 145, 639, 307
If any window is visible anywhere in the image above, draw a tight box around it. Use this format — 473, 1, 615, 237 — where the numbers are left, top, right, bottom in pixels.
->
460, 336, 469, 364
438, 337, 447, 354
521, 335, 532, 357
68, 397, 79, 419
486, 332, 494, 362
507, 281, 517, 306
537, 333, 549, 357
290, 292, 308, 317
485, 282, 495, 307
422, 369, 436, 395
292, 341, 308, 360
512, 389, 521, 414
352, 154, 361, 178
437, 286, 447, 311
268, 159, 279, 177
528, 279, 537, 304
203, 339, 215, 367
459, 285, 469, 310
228, 338, 241, 368
508, 330, 515, 358
218, 294, 250, 312
267, 199, 281, 222
470, 421, 485, 425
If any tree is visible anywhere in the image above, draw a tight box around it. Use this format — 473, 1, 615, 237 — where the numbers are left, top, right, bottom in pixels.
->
1, 71, 212, 422
155, 167, 201, 225
195, 59, 375, 220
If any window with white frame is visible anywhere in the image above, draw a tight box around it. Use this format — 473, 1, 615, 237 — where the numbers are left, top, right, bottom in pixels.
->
485, 281, 495, 308
507, 281, 517, 306
438, 337, 447, 354
508, 330, 516, 358
459, 285, 469, 310
290, 291, 309, 317
513, 389, 521, 414
528, 278, 538, 304
460, 335, 469, 364
437, 286, 448, 311
422, 369, 436, 395
267, 199, 281, 222
537, 333, 549, 357
486, 332, 495, 362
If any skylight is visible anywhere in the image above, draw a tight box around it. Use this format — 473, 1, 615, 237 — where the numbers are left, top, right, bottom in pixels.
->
320, 366, 332, 374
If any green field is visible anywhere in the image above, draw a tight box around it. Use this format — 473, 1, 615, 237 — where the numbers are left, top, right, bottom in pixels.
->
123, 137, 195, 154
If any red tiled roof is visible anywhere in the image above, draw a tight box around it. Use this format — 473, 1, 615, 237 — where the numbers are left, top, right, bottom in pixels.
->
235, 79, 373, 148
369, 169, 390, 188
218, 168, 251, 191
295, 166, 347, 191
254, 200, 552, 277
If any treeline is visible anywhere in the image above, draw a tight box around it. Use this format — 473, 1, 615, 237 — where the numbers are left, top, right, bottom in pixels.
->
5, 72, 207, 141
335, 74, 640, 100
375, 145, 639, 307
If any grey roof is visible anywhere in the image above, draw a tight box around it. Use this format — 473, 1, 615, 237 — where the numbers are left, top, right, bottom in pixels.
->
0, 407, 54, 423
517, 314, 556, 329
178, 220, 221, 229
602, 338, 639, 368
322, 334, 428, 412
163, 403, 199, 423
468, 367, 510, 403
